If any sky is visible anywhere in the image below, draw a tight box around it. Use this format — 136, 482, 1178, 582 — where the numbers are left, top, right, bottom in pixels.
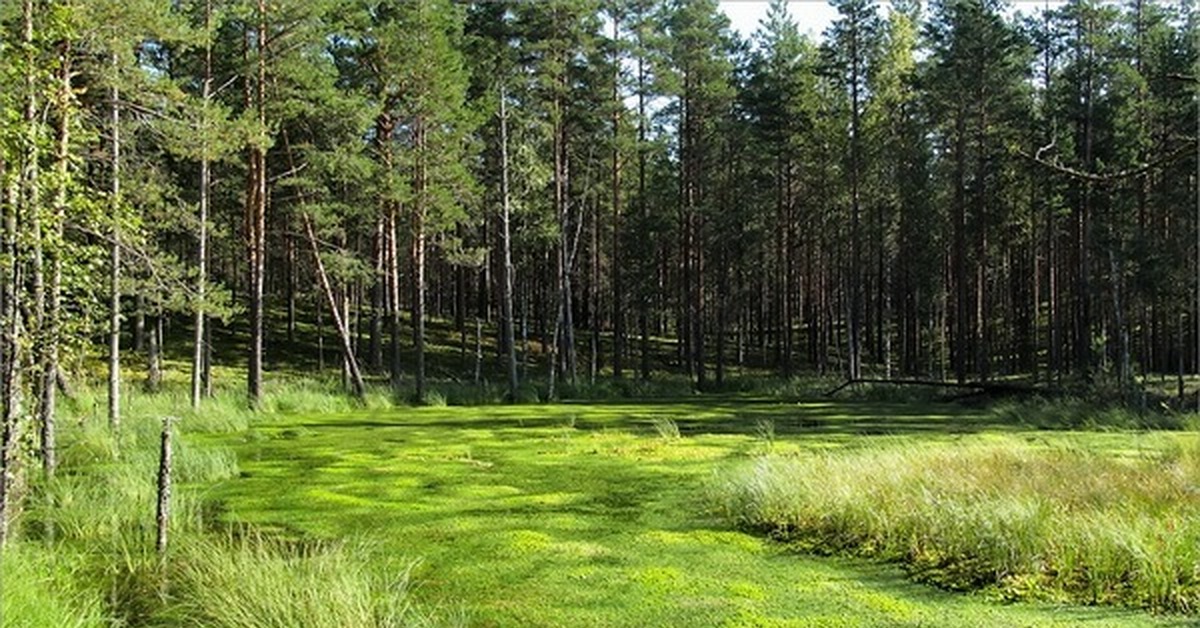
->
719, 1, 841, 39
718, 1, 1064, 41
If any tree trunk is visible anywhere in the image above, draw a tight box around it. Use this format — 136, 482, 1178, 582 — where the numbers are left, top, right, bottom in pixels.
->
192, 0, 212, 410
389, 207, 402, 395
146, 314, 162, 392
303, 213, 366, 399
611, 20, 624, 379
108, 53, 122, 431
412, 118, 428, 402
246, 0, 268, 408
499, 88, 519, 401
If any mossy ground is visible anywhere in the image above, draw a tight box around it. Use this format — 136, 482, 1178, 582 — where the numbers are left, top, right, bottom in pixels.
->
209, 397, 1189, 626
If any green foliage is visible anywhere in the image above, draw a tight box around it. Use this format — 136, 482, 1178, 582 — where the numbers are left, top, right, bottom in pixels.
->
990, 396, 1187, 431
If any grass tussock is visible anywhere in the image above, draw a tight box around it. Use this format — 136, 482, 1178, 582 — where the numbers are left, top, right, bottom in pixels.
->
159, 534, 417, 628
711, 438, 1200, 612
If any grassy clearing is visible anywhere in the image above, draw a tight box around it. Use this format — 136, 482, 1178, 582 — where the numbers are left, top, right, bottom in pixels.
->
212, 398, 1186, 626
711, 436, 1200, 612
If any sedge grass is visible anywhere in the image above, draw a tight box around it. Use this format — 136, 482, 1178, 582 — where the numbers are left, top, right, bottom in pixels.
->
711, 437, 1200, 611
157, 533, 418, 628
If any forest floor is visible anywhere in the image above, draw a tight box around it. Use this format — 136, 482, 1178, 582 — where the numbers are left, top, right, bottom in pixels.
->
207, 397, 1191, 627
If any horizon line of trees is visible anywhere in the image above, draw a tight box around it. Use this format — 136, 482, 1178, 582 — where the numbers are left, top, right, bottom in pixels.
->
0, 0, 1197, 537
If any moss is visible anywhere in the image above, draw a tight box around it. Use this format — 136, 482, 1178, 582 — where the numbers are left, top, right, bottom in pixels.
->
210, 399, 1184, 627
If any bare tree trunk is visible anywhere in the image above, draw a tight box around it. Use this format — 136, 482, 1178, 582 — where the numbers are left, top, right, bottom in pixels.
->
499, 88, 519, 401
40, 41, 72, 479
246, 0, 268, 408
316, 292, 325, 372
109, 52, 122, 432
192, 0, 212, 410
412, 120, 428, 402
389, 207, 402, 395
611, 15, 624, 380
370, 217, 384, 372
303, 212, 366, 399
474, 318, 483, 386
848, 28, 863, 382
590, 191, 600, 385
146, 314, 162, 392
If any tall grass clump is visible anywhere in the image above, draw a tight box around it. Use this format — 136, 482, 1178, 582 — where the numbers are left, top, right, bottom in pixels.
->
651, 416, 681, 440
710, 438, 1200, 612
158, 534, 417, 628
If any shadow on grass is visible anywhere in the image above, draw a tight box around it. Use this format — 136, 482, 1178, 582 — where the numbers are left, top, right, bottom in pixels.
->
285, 398, 1007, 440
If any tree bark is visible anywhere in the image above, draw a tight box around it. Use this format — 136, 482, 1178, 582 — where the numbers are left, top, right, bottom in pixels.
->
246, 0, 268, 408
303, 212, 366, 399
192, 0, 212, 410
499, 87, 519, 401
109, 52, 122, 431
412, 117, 428, 402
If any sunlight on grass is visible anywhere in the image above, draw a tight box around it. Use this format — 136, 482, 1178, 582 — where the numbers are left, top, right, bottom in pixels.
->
711, 436, 1200, 612
213, 400, 1188, 626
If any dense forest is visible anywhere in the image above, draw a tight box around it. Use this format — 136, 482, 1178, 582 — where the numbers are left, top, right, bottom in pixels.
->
0, 0, 1196, 503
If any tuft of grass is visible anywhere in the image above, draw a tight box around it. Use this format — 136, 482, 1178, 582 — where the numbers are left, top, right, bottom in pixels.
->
753, 418, 775, 447
158, 533, 417, 628
420, 390, 448, 407
651, 416, 681, 440
710, 437, 1200, 612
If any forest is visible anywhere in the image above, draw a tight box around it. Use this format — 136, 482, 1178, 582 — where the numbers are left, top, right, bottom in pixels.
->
0, 0, 1198, 626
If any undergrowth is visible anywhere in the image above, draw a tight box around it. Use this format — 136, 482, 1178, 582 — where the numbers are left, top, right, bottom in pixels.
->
710, 437, 1200, 612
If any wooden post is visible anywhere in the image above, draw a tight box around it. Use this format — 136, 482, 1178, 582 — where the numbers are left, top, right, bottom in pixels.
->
156, 416, 174, 556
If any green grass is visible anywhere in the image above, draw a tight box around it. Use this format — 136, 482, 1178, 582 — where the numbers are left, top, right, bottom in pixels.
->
156, 533, 426, 628
2, 383, 431, 628
210, 397, 1190, 626
711, 436, 1200, 612
0, 544, 107, 628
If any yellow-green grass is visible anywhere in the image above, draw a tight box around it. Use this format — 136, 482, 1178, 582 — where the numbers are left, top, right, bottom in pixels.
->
211, 398, 1190, 626
712, 436, 1200, 612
